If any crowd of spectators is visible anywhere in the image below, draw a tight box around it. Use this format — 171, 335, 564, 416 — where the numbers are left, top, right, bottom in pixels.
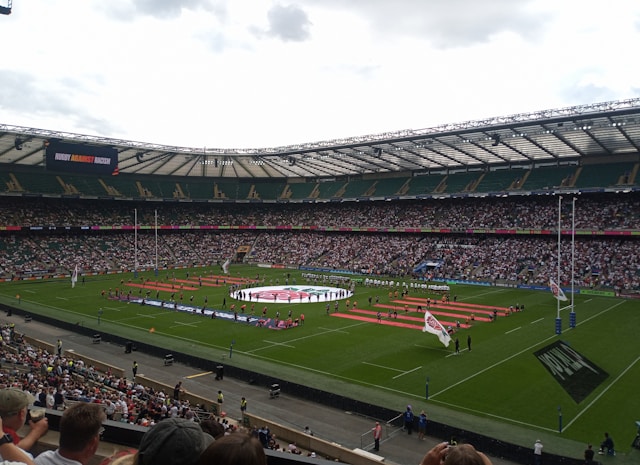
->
0, 194, 639, 291
0, 324, 333, 465
0, 325, 225, 431
0, 323, 499, 465
0, 193, 638, 230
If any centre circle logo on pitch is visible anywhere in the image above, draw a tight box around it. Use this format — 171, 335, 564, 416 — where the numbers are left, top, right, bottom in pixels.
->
232, 285, 352, 303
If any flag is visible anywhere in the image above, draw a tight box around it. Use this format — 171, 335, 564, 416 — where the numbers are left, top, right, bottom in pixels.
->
71, 265, 78, 289
221, 258, 230, 274
549, 278, 568, 301
422, 310, 451, 347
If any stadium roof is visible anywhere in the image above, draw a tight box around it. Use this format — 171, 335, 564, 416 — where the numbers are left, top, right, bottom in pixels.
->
2, 98, 640, 179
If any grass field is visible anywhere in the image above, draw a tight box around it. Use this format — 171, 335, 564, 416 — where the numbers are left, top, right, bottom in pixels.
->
1, 265, 639, 453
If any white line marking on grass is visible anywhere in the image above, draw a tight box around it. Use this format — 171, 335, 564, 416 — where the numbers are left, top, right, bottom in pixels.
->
247, 351, 427, 399
583, 299, 592, 303
563, 354, 640, 432
392, 366, 422, 379
432, 399, 557, 433
245, 321, 368, 354
117, 315, 156, 322
467, 288, 509, 299
362, 362, 405, 373
24, 290, 36, 294
505, 327, 521, 334
104, 307, 121, 311
170, 321, 200, 328
432, 335, 560, 399
56, 297, 68, 301
430, 299, 628, 422
530, 318, 544, 324
445, 349, 468, 358
576, 300, 626, 325
262, 340, 295, 348
318, 327, 349, 334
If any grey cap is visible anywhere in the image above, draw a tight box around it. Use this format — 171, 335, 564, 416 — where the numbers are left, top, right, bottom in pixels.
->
138, 418, 213, 465
0, 388, 35, 416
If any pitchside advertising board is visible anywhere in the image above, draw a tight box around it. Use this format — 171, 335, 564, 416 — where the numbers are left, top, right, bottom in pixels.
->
45, 141, 118, 175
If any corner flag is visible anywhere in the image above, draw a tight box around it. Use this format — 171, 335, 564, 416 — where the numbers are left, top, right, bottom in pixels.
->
71, 265, 78, 288
549, 278, 568, 301
423, 310, 451, 347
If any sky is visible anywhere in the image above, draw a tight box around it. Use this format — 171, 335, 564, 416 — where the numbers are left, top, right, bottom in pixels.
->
0, 0, 639, 149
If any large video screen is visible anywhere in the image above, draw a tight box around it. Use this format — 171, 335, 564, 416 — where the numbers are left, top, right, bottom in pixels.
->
45, 141, 118, 175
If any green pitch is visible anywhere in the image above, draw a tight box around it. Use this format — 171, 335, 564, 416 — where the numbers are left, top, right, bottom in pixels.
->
1, 265, 639, 454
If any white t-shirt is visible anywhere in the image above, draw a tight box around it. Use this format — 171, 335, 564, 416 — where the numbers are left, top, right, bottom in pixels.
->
534, 442, 543, 455
34, 450, 82, 465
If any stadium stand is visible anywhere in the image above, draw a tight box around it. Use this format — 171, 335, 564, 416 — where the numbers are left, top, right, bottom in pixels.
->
403, 174, 445, 196
369, 176, 410, 197
519, 165, 577, 191
285, 181, 316, 200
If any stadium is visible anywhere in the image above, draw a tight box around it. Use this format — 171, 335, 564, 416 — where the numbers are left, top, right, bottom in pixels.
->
1, 98, 640, 465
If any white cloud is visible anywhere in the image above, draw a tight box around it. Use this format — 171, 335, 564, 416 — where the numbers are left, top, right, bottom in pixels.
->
0, 0, 639, 148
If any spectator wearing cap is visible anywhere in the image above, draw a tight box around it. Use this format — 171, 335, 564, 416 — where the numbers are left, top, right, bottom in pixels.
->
0, 388, 48, 455
198, 433, 265, 465
34, 402, 106, 465
136, 418, 213, 465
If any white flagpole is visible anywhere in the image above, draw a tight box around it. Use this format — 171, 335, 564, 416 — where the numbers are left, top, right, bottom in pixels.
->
570, 197, 577, 328
134, 208, 138, 278
155, 209, 158, 275
556, 195, 562, 334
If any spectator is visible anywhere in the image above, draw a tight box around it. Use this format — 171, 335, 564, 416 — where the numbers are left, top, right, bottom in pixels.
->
198, 433, 266, 465
533, 439, 543, 465
136, 418, 213, 465
403, 405, 414, 435
584, 444, 595, 464
0, 388, 48, 455
0, 417, 36, 465
35, 402, 106, 465
199, 420, 225, 440
420, 442, 492, 465
598, 432, 614, 455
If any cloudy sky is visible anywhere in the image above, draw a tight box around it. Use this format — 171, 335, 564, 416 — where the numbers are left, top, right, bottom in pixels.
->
0, 0, 639, 149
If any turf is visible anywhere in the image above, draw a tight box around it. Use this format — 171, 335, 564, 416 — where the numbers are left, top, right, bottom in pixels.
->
2, 265, 639, 453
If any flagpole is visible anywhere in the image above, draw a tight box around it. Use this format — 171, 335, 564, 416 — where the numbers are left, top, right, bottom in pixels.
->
134, 208, 138, 279
569, 197, 577, 328
555, 195, 562, 335
155, 209, 159, 277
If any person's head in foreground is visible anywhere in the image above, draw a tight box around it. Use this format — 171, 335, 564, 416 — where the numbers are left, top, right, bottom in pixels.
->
421, 442, 493, 465
0, 388, 43, 433
136, 418, 213, 465
59, 403, 106, 450
198, 433, 266, 465
35, 402, 106, 465
198, 419, 226, 440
